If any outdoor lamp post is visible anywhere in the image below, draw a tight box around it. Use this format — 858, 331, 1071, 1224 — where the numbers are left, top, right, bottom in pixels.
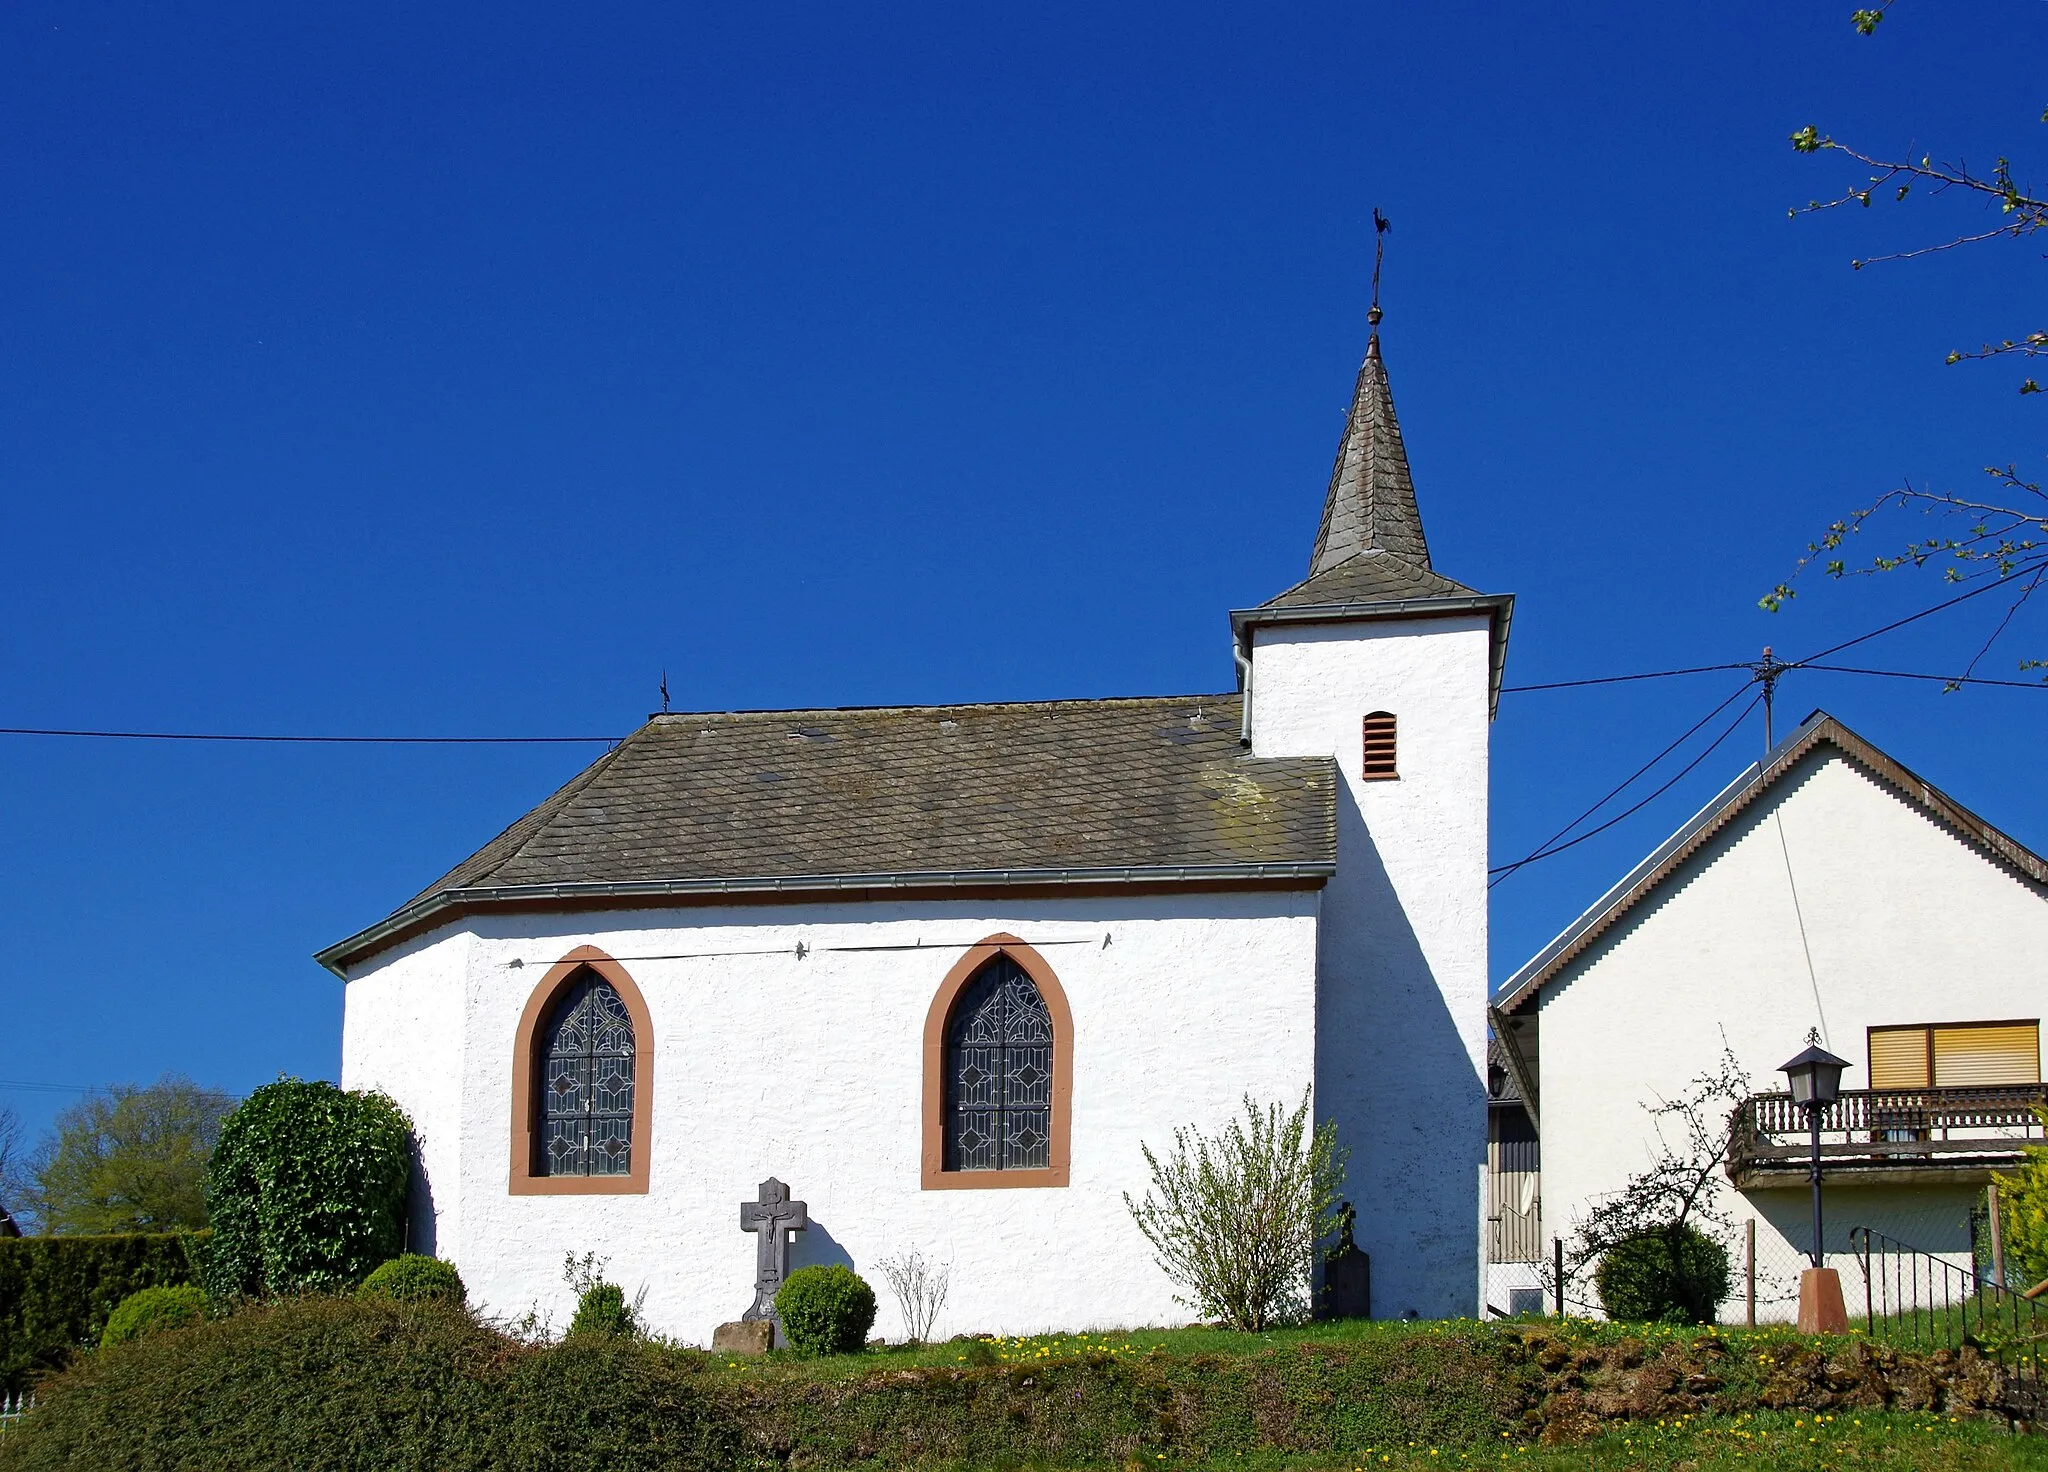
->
1780, 1030, 1851, 1333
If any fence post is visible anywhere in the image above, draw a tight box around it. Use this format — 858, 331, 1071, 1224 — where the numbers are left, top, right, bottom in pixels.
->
1989, 1182, 2008, 1295
1745, 1218, 1756, 1328
1553, 1236, 1565, 1318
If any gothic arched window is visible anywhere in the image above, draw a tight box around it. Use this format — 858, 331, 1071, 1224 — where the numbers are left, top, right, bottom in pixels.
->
943, 955, 1054, 1171
537, 969, 636, 1177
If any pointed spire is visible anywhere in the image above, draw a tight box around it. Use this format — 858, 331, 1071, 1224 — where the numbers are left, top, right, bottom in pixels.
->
1307, 317, 1431, 576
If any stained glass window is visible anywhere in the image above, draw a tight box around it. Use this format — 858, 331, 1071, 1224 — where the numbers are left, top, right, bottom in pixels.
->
538, 970, 635, 1177
944, 955, 1053, 1171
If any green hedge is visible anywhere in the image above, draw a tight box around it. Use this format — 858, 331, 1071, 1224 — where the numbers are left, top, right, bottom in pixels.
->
0, 1296, 735, 1472
0, 1231, 209, 1394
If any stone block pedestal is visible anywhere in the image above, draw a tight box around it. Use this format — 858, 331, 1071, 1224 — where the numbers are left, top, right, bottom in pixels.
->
713, 1320, 774, 1355
1797, 1267, 1847, 1335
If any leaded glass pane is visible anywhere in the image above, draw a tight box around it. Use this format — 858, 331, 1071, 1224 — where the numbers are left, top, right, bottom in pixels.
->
943, 956, 1054, 1171
536, 972, 635, 1177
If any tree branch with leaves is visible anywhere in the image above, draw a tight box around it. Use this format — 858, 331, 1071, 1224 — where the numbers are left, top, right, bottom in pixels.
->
1766, 4, 2048, 680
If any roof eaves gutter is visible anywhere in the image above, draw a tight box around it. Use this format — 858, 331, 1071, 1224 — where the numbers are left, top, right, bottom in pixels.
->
316, 860, 1338, 978
1230, 592, 1517, 719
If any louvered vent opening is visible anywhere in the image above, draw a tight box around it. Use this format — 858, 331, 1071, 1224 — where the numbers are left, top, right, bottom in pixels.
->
1361, 711, 1398, 781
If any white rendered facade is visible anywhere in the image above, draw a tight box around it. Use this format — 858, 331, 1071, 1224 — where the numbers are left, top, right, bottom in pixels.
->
1505, 734, 2048, 1321
343, 894, 1326, 1338
1248, 614, 1495, 1319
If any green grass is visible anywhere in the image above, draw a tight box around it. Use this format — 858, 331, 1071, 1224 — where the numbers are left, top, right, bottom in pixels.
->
1265, 1411, 2048, 1471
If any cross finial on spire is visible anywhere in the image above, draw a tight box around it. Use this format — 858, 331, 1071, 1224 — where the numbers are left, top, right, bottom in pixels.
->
1367, 209, 1391, 329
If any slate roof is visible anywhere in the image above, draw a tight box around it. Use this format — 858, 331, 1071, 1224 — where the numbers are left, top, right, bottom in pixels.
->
1261, 549, 1479, 610
1308, 333, 1431, 574
321, 694, 1337, 972
1493, 710, 2048, 1016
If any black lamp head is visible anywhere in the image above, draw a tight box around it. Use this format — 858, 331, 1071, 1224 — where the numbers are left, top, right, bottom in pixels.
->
1780, 1041, 1851, 1109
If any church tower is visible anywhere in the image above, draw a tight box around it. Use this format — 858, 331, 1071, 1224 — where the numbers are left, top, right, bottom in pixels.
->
1232, 309, 1512, 1319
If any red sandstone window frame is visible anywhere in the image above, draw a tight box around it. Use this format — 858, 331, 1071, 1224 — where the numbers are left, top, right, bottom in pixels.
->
921, 934, 1073, 1190
509, 945, 655, 1196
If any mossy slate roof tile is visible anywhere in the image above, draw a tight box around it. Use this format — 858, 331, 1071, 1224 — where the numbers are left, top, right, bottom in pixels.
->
406, 692, 1336, 906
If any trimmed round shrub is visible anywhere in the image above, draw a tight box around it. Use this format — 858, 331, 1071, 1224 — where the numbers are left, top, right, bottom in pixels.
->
774, 1264, 876, 1355
100, 1284, 208, 1347
204, 1078, 414, 1299
358, 1254, 466, 1306
567, 1281, 637, 1339
1595, 1226, 1731, 1325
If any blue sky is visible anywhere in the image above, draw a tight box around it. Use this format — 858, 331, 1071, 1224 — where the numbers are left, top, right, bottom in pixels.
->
3, 1, 2042, 1144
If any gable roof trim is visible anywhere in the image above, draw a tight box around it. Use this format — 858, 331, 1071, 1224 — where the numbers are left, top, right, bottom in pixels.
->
1494, 710, 2048, 1015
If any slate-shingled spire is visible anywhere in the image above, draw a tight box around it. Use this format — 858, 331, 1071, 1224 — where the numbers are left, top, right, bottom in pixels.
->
1307, 327, 1431, 575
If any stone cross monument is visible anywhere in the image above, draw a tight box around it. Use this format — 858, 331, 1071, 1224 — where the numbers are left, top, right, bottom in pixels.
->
739, 1177, 808, 1323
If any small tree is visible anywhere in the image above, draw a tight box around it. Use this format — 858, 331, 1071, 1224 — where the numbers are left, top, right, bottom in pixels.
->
1124, 1088, 1347, 1332
0, 1105, 27, 1235
1561, 1047, 1751, 1322
876, 1249, 950, 1343
1993, 1115, 2048, 1291
205, 1077, 413, 1298
23, 1076, 233, 1234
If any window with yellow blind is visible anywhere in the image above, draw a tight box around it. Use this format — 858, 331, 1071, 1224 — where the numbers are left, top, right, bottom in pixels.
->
1867, 1021, 2041, 1089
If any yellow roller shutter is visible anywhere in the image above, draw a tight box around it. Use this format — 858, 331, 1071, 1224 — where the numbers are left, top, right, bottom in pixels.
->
1869, 1027, 1931, 1089
1933, 1023, 2041, 1086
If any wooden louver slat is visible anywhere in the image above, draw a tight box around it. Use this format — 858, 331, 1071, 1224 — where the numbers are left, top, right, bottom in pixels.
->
1362, 711, 1398, 781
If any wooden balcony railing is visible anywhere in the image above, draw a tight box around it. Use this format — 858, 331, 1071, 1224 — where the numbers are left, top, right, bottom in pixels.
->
1727, 1084, 2048, 1181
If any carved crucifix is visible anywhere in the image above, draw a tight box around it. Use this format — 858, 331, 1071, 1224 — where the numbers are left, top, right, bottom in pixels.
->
739, 1177, 808, 1322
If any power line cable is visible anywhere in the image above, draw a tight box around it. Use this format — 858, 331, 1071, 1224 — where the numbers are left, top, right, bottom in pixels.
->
1798, 664, 2048, 691
1489, 688, 1764, 885
1499, 664, 1751, 694
1789, 557, 2048, 666
0, 727, 620, 744
1487, 680, 1758, 885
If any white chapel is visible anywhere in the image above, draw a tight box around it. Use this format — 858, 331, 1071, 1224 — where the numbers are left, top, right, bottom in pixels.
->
326, 318, 1515, 1338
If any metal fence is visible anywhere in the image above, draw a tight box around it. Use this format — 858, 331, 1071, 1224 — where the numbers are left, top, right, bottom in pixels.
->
1852, 1224, 2046, 1410
0, 1391, 32, 1437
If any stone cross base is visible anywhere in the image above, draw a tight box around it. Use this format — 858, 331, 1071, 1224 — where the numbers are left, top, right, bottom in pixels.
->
1797, 1267, 1847, 1334
712, 1320, 774, 1355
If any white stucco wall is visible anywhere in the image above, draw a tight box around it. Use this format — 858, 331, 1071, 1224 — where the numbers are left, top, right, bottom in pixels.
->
341, 890, 1318, 1342
1250, 612, 1495, 1318
1530, 748, 2048, 1320
340, 926, 472, 1259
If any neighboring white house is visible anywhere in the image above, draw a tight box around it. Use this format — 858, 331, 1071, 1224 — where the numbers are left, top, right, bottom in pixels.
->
325, 319, 1514, 1340
1490, 712, 2048, 1322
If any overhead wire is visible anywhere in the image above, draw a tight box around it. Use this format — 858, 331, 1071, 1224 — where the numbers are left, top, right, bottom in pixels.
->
0, 727, 620, 744
1488, 686, 1765, 885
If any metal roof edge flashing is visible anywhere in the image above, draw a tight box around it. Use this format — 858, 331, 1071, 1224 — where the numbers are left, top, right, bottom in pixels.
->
316, 861, 1338, 978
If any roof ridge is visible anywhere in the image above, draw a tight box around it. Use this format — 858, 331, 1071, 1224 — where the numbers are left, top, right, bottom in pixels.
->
404, 730, 639, 901
1494, 710, 2048, 1014
644, 691, 1241, 723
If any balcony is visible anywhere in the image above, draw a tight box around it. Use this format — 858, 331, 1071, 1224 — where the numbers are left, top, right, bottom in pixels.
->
1727, 1084, 2048, 1188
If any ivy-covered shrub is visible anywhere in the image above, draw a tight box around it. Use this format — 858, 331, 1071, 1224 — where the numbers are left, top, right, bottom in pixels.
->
774, 1264, 876, 1355
101, 1285, 209, 1348
358, 1254, 465, 1306
204, 1078, 413, 1299
0, 1230, 209, 1393
1595, 1226, 1730, 1325
567, 1282, 638, 1339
